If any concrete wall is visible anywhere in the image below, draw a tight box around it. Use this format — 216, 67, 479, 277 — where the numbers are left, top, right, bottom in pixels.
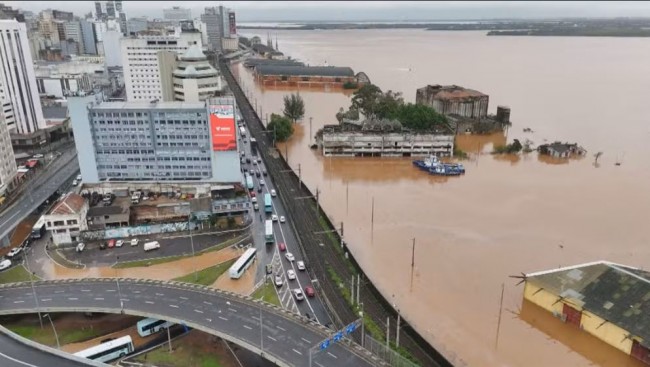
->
81, 220, 196, 241
321, 131, 454, 157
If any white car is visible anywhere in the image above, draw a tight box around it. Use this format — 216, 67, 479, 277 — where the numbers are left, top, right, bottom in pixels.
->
115, 240, 124, 248
271, 189, 277, 197
72, 179, 78, 186
76, 174, 82, 181
272, 214, 278, 222
285, 252, 295, 262
130, 238, 139, 246
7, 247, 21, 258
274, 275, 283, 287
287, 269, 296, 280
251, 196, 257, 203
260, 179, 265, 186
0, 259, 11, 271
293, 288, 305, 301
75, 243, 85, 252
280, 216, 286, 223
297, 261, 306, 271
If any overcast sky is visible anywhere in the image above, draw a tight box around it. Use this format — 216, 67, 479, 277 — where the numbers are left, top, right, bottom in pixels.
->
7, 1, 650, 21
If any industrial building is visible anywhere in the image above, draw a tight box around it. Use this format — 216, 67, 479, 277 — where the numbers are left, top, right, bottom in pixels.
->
416, 84, 489, 119
524, 261, 650, 365
254, 65, 361, 88
317, 119, 454, 157
69, 93, 241, 184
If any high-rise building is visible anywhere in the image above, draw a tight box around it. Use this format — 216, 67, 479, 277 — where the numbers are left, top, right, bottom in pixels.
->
80, 19, 97, 54
121, 31, 202, 102
115, 0, 123, 13
0, 3, 25, 22
105, 1, 115, 18
69, 94, 241, 183
118, 11, 127, 36
163, 7, 192, 25
0, 112, 17, 193
101, 29, 122, 67
0, 20, 45, 134
94, 1, 103, 19
52, 10, 73, 21
201, 7, 221, 53
172, 45, 222, 102
64, 20, 84, 54
126, 16, 147, 35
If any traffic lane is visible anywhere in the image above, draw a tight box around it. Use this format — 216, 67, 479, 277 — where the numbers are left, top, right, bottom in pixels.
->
0, 331, 91, 367
0, 282, 373, 367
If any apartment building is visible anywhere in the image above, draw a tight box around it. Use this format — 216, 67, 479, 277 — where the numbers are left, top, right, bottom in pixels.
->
0, 113, 17, 194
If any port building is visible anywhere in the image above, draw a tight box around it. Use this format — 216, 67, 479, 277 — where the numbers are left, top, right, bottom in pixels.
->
254, 65, 362, 88
416, 84, 489, 119
523, 261, 650, 365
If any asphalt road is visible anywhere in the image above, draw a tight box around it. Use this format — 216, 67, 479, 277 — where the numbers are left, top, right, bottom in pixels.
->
0, 331, 92, 367
237, 125, 332, 327
0, 279, 380, 367
0, 148, 79, 242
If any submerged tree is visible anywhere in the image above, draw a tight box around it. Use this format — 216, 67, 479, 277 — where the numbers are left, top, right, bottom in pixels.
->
267, 113, 294, 142
283, 93, 305, 123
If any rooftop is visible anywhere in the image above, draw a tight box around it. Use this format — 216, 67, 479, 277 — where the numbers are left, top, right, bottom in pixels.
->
527, 260, 650, 347
48, 193, 86, 215
255, 65, 355, 77
419, 84, 487, 100
243, 58, 305, 68
87, 205, 128, 217
181, 45, 206, 60
91, 100, 206, 110
42, 106, 68, 120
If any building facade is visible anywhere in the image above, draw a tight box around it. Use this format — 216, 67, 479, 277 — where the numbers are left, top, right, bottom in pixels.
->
101, 29, 121, 67
80, 19, 98, 55
63, 20, 84, 54
416, 84, 489, 119
44, 193, 89, 245
0, 113, 17, 194
0, 19, 45, 134
69, 94, 241, 183
201, 7, 222, 53
121, 31, 202, 102
126, 16, 147, 36
172, 45, 222, 102
163, 7, 192, 25
254, 65, 358, 88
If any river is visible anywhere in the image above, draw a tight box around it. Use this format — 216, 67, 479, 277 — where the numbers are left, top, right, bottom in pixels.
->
235, 29, 650, 367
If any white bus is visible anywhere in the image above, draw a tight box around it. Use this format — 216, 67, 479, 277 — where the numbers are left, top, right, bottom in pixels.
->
239, 126, 246, 138
137, 318, 173, 337
74, 335, 134, 363
265, 220, 274, 244
31, 216, 46, 239
229, 247, 257, 279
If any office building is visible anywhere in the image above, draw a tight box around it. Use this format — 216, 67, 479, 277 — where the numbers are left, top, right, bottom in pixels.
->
201, 7, 221, 52
69, 94, 241, 183
0, 19, 45, 134
126, 16, 147, 35
0, 113, 17, 194
94, 1, 103, 19
102, 29, 122, 67
106, 1, 115, 18
64, 21, 84, 54
164, 7, 192, 25
80, 19, 98, 54
121, 31, 202, 101
172, 45, 222, 102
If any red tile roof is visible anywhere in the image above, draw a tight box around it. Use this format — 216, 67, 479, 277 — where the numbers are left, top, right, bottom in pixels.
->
49, 193, 86, 215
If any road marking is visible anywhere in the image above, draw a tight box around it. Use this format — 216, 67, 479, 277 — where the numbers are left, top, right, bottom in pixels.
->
228, 307, 237, 313
106, 289, 116, 292
203, 301, 212, 305
169, 304, 179, 308
24, 292, 31, 296
301, 337, 311, 343
94, 297, 104, 301
251, 316, 260, 321
54, 290, 65, 293
218, 316, 228, 321
327, 352, 338, 359
13, 300, 24, 304
243, 325, 252, 330
156, 293, 164, 296
120, 298, 130, 302
179, 296, 188, 300
292, 349, 302, 355
0, 211, 20, 229
68, 297, 78, 301
0, 350, 38, 367
80, 289, 90, 292
132, 290, 141, 294
41, 298, 52, 302
267, 335, 277, 341
276, 325, 286, 331
315, 362, 325, 367
194, 309, 203, 314
145, 301, 154, 304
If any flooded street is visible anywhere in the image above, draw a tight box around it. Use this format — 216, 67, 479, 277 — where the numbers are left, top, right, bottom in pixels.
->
236, 29, 650, 366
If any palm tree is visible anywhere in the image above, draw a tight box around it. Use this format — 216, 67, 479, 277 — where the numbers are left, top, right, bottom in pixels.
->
282, 93, 305, 123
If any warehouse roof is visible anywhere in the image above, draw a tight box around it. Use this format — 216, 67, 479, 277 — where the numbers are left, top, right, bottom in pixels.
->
255, 65, 355, 77
526, 261, 650, 347
243, 58, 304, 68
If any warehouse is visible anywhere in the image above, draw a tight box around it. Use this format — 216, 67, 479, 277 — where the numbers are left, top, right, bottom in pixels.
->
254, 65, 360, 88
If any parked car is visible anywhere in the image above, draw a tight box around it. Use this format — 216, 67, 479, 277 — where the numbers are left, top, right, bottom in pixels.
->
287, 269, 296, 280
250, 190, 256, 197
278, 242, 286, 252
293, 288, 305, 301
144, 241, 161, 251
280, 216, 286, 223
297, 261, 306, 271
107, 239, 116, 248
6, 247, 21, 258
99, 242, 107, 250
285, 252, 295, 262
274, 275, 283, 287
76, 242, 85, 252
251, 197, 257, 203
272, 214, 278, 222
130, 238, 139, 246
115, 240, 124, 247
0, 259, 11, 271
271, 189, 276, 197
304, 286, 315, 298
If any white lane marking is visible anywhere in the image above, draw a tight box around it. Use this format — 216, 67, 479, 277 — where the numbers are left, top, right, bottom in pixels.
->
194, 309, 203, 314
0, 350, 38, 367
145, 301, 154, 304
54, 290, 64, 293
301, 337, 311, 344
132, 290, 141, 294
94, 297, 104, 301
243, 325, 252, 330
179, 296, 188, 300
80, 289, 90, 292
156, 293, 164, 296
203, 301, 212, 305
169, 304, 179, 308
277, 325, 286, 331
41, 298, 52, 302
106, 289, 116, 292
24, 292, 31, 296
251, 316, 260, 321
68, 297, 78, 301
0, 211, 20, 228
267, 335, 277, 341
120, 298, 130, 302
292, 349, 302, 355
315, 362, 325, 367
228, 307, 237, 313
206, 318, 212, 322
327, 352, 338, 359
13, 300, 24, 304
218, 316, 228, 321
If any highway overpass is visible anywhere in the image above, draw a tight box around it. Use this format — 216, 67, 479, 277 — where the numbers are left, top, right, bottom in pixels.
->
0, 279, 386, 367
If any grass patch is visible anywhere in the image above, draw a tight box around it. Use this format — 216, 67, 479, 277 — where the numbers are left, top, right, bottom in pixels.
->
114, 235, 247, 269
251, 281, 281, 307
8, 323, 108, 347
135, 342, 224, 367
0, 265, 40, 284
173, 259, 236, 286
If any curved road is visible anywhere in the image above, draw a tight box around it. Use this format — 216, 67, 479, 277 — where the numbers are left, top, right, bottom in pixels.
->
0, 330, 96, 367
0, 279, 385, 367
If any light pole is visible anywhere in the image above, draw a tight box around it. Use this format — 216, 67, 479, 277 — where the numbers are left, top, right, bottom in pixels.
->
23, 249, 43, 329
43, 314, 60, 349
259, 296, 264, 356
359, 303, 365, 348
309, 117, 313, 145
189, 214, 197, 281
115, 256, 123, 313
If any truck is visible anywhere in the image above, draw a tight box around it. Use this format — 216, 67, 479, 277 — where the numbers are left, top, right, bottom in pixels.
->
239, 126, 246, 138
250, 138, 258, 156
245, 174, 254, 190
143, 241, 161, 252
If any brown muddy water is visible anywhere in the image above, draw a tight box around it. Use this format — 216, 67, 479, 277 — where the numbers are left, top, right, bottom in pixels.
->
235, 29, 650, 367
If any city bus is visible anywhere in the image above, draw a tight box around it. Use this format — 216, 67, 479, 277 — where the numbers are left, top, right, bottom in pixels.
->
229, 247, 257, 279
264, 193, 272, 214
74, 335, 134, 363
136, 318, 173, 337
265, 219, 274, 244
245, 174, 254, 190
239, 126, 246, 138
31, 216, 46, 239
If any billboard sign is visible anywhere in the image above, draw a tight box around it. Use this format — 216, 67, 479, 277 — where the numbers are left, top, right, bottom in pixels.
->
228, 12, 237, 36
209, 104, 236, 151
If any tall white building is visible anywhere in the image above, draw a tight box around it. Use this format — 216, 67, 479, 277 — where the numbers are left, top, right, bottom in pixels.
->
163, 7, 192, 25
172, 45, 222, 102
0, 112, 17, 194
101, 29, 122, 67
0, 19, 45, 134
121, 31, 202, 101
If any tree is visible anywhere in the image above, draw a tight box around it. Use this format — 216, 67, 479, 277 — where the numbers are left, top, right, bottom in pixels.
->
375, 90, 404, 119
282, 93, 305, 123
267, 114, 294, 142
350, 84, 383, 118
386, 103, 448, 131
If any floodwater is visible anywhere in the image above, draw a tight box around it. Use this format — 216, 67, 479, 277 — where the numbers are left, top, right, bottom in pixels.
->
235, 29, 650, 367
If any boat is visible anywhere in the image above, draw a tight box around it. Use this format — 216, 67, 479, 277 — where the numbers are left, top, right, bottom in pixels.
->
412, 155, 465, 176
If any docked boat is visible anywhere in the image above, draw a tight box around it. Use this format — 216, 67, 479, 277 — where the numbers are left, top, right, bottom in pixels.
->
412, 155, 465, 176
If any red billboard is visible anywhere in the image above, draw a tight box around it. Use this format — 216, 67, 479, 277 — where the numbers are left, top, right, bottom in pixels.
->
229, 12, 237, 36
209, 105, 236, 151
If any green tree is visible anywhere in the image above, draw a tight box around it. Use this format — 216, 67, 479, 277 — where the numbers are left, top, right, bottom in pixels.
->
267, 114, 294, 142
386, 103, 448, 131
375, 90, 404, 119
282, 93, 305, 123
350, 84, 383, 118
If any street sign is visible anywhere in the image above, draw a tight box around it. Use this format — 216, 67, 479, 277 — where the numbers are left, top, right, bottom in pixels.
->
345, 322, 357, 335
333, 331, 343, 342
319, 339, 330, 350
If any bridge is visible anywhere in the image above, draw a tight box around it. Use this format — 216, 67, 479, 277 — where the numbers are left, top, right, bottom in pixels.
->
0, 279, 386, 367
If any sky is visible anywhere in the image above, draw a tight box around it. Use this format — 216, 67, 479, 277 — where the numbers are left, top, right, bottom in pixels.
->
7, 1, 650, 22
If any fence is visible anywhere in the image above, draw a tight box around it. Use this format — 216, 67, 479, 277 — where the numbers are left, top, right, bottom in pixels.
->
364, 333, 420, 367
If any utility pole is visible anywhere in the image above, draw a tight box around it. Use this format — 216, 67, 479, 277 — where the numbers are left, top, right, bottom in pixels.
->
167, 325, 172, 352
24, 249, 43, 329
297, 164, 302, 189
189, 214, 197, 281
43, 314, 59, 349
346, 182, 349, 215
410, 238, 416, 292
350, 275, 355, 305
495, 282, 505, 350
356, 274, 360, 305
116, 256, 123, 313
265, 113, 269, 128
396, 312, 401, 348
371, 196, 375, 244
315, 187, 320, 218
386, 317, 390, 349
359, 303, 365, 348
309, 117, 313, 145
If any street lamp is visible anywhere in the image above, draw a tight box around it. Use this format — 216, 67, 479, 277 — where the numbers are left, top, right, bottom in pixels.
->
115, 255, 123, 313
188, 214, 197, 281
43, 313, 60, 349
23, 248, 43, 329
359, 302, 365, 348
